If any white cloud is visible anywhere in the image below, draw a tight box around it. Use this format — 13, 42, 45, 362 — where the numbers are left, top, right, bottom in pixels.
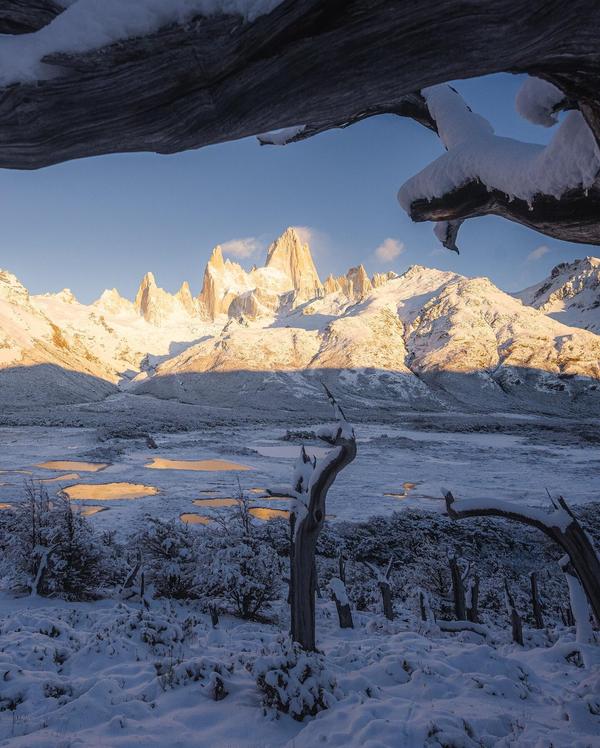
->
527, 244, 551, 261
292, 226, 315, 245
375, 238, 405, 262
220, 237, 262, 259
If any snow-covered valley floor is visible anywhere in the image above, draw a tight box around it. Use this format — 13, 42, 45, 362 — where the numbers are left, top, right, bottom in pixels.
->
0, 411, 598, 747
0, 411, 598, 533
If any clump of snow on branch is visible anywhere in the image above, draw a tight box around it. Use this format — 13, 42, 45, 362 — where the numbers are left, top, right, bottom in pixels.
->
516, 77, 566, 127
445, 494, 575, 532
329, 577, 349, 606
398, 84, 600, 211
0, 0, 285, 86
257, 125, 307, 146
285, 388, 355, 534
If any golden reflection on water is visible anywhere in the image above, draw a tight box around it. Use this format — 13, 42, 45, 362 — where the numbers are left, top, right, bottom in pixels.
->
146, 458, 253, 472
249, 507, 291, 521
384, 481, 418, 499
77, 505, 110, 516
0, 503, 12, 510
180, 513, 212, 525
192, 498, 239, 508
63, 482, 160, 500
37, 461, 109, 473
40, 473, 80, 484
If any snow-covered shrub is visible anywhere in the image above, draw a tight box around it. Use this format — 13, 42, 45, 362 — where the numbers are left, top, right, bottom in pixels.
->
135, 516, 200, 599
344, 562, 381, 612
253, 517, 290, 556
203, 540, 283, 620
154, 656, 232, 700
252, 637, 341, 720
0, 483, 105, 599
194, 492, 284, 620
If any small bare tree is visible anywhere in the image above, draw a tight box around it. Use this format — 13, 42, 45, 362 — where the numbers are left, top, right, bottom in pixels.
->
504, 580, 524, 646
329, 553, 353, 629
448, 553, 466, 621
530, 572, 545, 629
277, 386, 357, 651
364, 556, 395, 621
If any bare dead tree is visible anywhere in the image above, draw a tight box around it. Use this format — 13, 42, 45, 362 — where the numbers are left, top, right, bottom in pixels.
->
448, 554, 467, 621
209, 606, 219, 628
330, 554, 353, 630
121, 549, 142, 601
530, 572, 545, 630
467, 574, 480, 625
364, 557, 395, 621
504, 580, 524, 646
445, 492, 600, 627
283, 386, 357, 650
419, 589, 435, 624
558, 556, 594, 644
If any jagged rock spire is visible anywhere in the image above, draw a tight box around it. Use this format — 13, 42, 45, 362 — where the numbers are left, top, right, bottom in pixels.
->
265, 227, 324, 299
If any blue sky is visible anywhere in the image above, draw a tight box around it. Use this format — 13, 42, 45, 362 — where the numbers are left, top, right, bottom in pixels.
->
0, 73, 595, 303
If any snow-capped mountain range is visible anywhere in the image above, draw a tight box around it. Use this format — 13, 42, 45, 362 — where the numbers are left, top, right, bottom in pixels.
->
1, 228, 599, 415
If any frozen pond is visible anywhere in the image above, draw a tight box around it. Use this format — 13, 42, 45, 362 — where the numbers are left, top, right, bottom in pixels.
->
37, 460, 109, 472
146, 458, 252, 471
63, 482, 160, 501
0, 414, 598, 536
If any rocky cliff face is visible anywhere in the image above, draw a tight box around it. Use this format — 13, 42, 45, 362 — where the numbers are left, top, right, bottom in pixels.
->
264, 226, 323, 300
134, 271, 197, 325
517, 256, 600, 332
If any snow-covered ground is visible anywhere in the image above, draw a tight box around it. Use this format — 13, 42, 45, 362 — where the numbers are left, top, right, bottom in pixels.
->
0, 412, 598, 534
0, 592, 598, 747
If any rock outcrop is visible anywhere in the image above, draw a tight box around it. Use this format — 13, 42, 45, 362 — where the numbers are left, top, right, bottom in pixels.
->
264, 227, 323, 300
517, 256, 600, 332
135, 271, 197, 325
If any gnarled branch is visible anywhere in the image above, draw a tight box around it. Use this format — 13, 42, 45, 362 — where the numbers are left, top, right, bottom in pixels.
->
0, 0, 62, 35
0, 1, 600, 171
445, 491, 600, 626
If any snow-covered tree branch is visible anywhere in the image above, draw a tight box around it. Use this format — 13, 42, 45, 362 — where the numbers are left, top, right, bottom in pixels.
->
397, 83, 600, 250
0, 0, 599, 183
444, 491, 600, 628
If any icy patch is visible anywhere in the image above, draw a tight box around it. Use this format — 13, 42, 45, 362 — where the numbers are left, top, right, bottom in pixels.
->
63, 482, 160, 500
37, 461, 109, 472
146, 457, 253, 471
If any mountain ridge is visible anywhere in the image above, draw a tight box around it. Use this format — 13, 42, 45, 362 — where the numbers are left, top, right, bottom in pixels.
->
1, 231, 599, 415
